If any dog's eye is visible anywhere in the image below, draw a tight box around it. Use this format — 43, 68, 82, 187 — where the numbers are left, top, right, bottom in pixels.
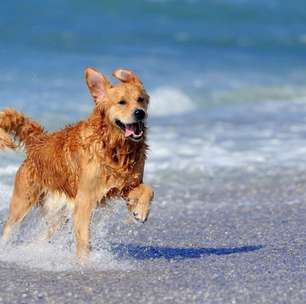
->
138, 97, 144, 103
118, 100, 126, 105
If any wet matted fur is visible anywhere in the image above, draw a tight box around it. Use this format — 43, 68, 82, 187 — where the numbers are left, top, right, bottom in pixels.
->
0, 67, 154, 258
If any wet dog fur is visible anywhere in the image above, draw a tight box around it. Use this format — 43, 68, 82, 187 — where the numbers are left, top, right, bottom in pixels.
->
0, 67, 154, 258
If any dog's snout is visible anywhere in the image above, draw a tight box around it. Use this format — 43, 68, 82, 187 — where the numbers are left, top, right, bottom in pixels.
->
134, 109, 145, 121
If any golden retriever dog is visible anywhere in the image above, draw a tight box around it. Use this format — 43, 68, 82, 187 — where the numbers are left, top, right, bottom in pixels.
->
0, 67, 154, 258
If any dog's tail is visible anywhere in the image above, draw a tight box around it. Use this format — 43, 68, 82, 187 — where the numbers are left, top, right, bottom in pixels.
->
0, 108, 45, 150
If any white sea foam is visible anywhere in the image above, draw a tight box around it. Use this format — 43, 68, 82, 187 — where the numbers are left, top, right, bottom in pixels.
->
0, 241, 129, 272
0, 165, 18, 176
149, 87, 195, 116
0, 187, 130, 272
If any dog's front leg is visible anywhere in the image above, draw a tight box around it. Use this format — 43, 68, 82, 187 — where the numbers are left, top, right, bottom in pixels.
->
73, 191, 96, 259
127, 184, 154, 223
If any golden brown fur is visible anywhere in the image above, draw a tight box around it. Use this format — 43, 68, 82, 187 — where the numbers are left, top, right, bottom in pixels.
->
0, 67, 154, 258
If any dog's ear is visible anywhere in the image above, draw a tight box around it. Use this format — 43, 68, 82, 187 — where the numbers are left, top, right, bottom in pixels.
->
85, 67, 111, 102
112, 68, 143, 86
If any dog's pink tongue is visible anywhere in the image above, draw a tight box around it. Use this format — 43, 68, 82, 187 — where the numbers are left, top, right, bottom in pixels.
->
125, 124, 136, 137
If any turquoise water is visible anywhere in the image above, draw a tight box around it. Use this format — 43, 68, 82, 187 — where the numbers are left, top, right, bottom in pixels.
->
1, 0, 306, 120
1, 0, 306, 184
1, 1, 306, 183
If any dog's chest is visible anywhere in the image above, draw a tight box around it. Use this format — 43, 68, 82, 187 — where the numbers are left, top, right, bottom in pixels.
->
90, 140, 145, 197
97, 156, 141, 197
101, 162, 139, 188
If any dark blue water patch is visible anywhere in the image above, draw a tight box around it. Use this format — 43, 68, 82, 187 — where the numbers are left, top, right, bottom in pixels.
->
112, 243, 264, 260
1, 0, 306, 55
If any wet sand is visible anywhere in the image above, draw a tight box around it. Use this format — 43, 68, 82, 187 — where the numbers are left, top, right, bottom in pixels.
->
0, 167, 305, 304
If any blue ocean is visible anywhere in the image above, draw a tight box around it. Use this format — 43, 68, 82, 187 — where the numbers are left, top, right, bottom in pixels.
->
0, 1, 306, 301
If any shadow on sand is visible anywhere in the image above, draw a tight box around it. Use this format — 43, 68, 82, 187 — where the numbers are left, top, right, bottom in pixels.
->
112, 244, 264, 260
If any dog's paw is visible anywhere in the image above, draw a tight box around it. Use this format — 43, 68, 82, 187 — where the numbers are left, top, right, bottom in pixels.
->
128, 201, 150, 223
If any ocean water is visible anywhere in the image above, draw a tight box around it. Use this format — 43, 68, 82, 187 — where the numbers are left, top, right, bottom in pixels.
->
0, 1, 306, 302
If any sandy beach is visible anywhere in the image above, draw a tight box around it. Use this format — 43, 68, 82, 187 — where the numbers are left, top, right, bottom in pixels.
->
0, 166, 305, 303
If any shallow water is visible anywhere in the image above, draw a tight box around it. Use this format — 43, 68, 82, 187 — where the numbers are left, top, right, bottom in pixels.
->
1, 0, 306, 303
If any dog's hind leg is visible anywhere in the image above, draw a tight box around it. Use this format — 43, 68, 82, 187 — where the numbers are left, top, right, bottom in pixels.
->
2, 163, 42, 241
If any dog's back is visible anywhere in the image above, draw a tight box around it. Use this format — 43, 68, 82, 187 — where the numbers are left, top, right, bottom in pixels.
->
0, 108, 83, 198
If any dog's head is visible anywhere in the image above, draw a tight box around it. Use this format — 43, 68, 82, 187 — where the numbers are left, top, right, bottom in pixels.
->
85, 67, 149, 142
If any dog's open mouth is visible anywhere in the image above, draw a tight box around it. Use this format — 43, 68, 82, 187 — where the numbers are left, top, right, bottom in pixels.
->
115, 120, 144, 141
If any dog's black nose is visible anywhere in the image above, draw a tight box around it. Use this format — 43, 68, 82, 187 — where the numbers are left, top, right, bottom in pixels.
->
134, 109, 146, 121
